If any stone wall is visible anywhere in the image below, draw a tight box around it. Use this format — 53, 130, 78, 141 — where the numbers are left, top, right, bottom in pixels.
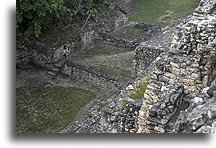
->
173, 79, 215, 133
16, 37, 32, 68
137, 0, 215, 133
16, 37, 55, 68
133, 47, 162, 78
61, 62, 120, 91
96, 23, 160, 49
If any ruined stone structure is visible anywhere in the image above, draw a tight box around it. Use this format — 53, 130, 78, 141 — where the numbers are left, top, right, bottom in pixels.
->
96, 23, 161, 49
136, 0, 215, 133
174, 79, 215, 133
61, 0, 215, 133
16, 0, 215, 134
61, 61, 120, 91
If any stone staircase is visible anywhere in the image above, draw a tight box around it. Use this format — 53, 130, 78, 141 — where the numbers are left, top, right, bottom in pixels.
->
115, 1, 134, 15
46, 60, 65, 77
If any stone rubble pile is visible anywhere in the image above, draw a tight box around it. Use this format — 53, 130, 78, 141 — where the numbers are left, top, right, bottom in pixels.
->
113, 100, 142, 133
66, 80, 143, 133
174, 79, 215, 133
146, 86, 184, 133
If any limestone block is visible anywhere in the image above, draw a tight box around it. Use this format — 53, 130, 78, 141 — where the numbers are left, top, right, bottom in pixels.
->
164, 72, 177, 79
158, 75, 170, 83
146, 89, 160, 101
150, 73, 158, 80
170, 62, 180, 68
161, 86, 170, 92
202, 75, 209, 86
148, 83, 160, 90
154, 126, 165, 133
172, 67, 181, 75
191, 62, 199, 67
196, 125, 213, 133
188, 86, 201, 96
193, 97, 204, 104
190, 73, 200, 79
169, 79, 176, 85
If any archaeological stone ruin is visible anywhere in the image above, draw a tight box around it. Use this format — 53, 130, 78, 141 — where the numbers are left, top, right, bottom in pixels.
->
16, 0, 215, 134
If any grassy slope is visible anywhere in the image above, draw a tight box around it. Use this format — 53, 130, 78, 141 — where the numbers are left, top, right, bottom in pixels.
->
92, 65, 132, 81
129, 0, 200, 26
16, 86, 96, 133
84, 45, 121, 56
112, 26, 144, 41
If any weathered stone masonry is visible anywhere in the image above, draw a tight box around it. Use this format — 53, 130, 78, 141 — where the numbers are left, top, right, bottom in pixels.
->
174, 79, 215, 133
58, 0, 215, 134
137, 0, 215, 133
61, 62, 120, 91
96, 23, 161, 49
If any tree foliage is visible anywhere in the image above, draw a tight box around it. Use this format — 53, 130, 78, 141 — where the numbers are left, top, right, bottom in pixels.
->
16, 0, 109, 38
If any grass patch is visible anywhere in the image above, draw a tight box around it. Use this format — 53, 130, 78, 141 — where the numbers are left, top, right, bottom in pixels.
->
123, 59, 134, 68
16, 86, 96, 133
92, 65, 131, 81
112, 26, 144, 40
129, 0, 200, 26
129, 81, 148, 100
83, 44, 122, 56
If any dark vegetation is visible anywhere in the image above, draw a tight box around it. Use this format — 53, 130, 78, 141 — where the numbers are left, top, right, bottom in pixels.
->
16, 0, 109, 38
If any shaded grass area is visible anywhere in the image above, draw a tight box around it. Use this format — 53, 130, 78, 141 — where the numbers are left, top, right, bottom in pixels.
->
16, 86, 96, 133
83, 44, 123, 56
129, 0, 200, 26
112, 26, 144, 40
122, 58, 134, 69
92, 65, 131, 81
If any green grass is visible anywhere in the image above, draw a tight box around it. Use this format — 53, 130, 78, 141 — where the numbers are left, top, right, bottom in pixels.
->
16, 86, 96, 133
84, 45, 122, 56
129, 0, 200, 26
92, 65, 131, 81
123, 59, 134, 68
129, 81, 148, 100
112, 26, 144, 40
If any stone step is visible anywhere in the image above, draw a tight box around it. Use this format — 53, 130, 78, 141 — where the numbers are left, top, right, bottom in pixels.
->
121, 5, 130, 10
125, 9, 133, 15
117, 4, 133, 15
50, 67, 61, 72
47, 71, 58, 76
53, 63, 63, 68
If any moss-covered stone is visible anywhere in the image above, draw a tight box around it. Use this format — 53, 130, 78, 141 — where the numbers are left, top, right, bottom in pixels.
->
129, 81, 148, 100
